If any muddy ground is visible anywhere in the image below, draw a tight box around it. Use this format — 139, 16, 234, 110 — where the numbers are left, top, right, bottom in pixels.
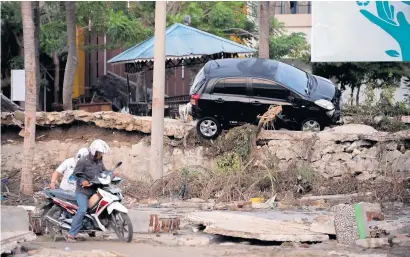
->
22, 232, 410, 257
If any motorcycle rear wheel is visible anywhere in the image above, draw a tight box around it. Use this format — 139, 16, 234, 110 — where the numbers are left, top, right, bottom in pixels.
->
45, 206, 62, 242
111, 211, 133, 242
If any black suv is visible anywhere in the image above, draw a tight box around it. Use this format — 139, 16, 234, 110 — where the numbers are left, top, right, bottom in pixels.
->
190, 58, 341, 139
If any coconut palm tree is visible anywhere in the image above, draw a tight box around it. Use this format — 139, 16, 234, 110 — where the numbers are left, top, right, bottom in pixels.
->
20, 1, 38, 195
62, 1, 77, 110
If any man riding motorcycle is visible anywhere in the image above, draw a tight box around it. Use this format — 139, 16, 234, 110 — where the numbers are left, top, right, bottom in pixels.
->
65, 139, 118, 242
49, 148, 89, 191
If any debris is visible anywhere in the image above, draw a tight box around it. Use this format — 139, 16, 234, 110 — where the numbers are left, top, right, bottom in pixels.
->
186, 211, 329, 242
251, 202, 270, 209
366, 211, 385, 222
355, 238, 390, 248
250, 197, 264, 203
300, 192, 372, 201
148, 214, 180, 233
177, 236, 210, 246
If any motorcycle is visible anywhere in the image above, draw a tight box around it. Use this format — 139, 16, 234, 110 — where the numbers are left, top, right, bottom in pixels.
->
39, 162, 133, 242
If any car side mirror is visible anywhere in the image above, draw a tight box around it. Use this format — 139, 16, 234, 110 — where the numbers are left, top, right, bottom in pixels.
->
287, 96, 295, 102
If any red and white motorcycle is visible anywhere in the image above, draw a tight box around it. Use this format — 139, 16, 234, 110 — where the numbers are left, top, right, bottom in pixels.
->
40, 162, 133, 242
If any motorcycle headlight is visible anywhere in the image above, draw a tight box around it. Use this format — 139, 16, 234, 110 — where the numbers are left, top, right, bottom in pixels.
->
315, 99, 335, 111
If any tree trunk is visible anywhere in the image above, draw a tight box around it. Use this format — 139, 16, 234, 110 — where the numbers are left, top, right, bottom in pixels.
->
356, 85, 361, 106
52, 52, 60, 104
21, 1, 38, 196
268, 1, 277, 23
33, 1, 41, 111
62, 1, 77, 110
258, 1, 270, 59
350, 87, 354, 106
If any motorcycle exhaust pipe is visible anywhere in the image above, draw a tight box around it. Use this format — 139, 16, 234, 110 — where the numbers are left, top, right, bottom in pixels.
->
45, 216, 71, 230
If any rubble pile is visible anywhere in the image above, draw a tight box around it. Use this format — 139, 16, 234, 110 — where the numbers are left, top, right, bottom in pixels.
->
1, 110, 194, 139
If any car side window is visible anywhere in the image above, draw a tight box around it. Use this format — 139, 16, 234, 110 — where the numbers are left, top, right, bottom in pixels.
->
252, 78, 290, 100
212, 78, 247, 96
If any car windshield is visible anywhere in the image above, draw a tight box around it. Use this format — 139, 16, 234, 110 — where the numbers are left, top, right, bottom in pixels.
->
274, 63, 309, 96
190, 67, 206, 95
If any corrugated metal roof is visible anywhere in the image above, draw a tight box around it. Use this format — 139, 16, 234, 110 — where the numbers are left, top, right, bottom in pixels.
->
107, 23, 256, 64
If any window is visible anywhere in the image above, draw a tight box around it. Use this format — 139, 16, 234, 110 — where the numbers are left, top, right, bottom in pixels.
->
212, 78, 247, 96
252, 79, 290, 100
274, 63, 308, 96
190, 67, 205, 95
290, 1, 297, 14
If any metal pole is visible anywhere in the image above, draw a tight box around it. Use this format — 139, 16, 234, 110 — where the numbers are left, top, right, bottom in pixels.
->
150, 1, 166, 181
126, 74, 131, 109
104, 34, 107, 75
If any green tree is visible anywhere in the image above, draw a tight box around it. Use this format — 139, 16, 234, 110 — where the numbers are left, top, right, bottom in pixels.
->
312, 62, 410, 105
268, 18, 310, 61
165, 1, 253, 40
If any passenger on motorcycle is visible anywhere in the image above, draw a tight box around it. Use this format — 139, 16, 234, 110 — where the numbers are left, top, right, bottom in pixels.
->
65, 139, 118, 242
49, 148, 89, 191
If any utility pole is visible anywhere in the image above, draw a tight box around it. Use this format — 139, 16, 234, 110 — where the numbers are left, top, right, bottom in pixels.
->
150, 1, 167, 182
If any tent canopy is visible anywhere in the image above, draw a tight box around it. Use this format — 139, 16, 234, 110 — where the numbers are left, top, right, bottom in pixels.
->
107, 23, 256, 70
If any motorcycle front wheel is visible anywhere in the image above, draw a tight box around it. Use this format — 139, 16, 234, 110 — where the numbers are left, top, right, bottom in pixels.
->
111, 211, 133, 242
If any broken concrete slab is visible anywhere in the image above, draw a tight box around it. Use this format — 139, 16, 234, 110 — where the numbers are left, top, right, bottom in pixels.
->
1, 231, 36, 254
310, 222, 335, 235
186, 211, 329, 242
1, 206, 30, 232
1, 111, 194, 139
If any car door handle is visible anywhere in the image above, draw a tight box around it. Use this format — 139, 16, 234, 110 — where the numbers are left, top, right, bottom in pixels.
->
214, 98, 225, 103
251, 101, 262, 106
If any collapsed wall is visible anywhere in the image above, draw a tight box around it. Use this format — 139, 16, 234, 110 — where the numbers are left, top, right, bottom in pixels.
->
1, 111, 409, 184
257, 125, 410, 180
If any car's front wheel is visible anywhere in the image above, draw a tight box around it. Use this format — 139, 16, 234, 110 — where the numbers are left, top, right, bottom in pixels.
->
301, 118, 322, 132
196, 117, 221, 139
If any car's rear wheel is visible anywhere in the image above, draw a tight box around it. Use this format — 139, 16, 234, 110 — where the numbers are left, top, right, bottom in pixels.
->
197, 117, 221, 139
301, 119, 322, 132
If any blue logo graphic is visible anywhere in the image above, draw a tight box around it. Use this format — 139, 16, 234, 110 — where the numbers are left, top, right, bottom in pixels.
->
357, 1, 410, 61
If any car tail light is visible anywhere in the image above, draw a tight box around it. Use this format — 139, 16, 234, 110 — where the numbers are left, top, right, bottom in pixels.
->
190, 94, 201, 105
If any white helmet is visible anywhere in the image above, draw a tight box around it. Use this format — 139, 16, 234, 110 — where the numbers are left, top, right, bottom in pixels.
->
75, 148, 89, 162
89, 139, 111, 157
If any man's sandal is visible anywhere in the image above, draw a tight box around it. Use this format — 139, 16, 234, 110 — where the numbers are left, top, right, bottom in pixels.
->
64, 235, 77, 243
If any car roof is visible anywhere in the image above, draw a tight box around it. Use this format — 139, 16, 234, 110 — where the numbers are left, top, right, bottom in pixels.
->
203, 58, 279, 80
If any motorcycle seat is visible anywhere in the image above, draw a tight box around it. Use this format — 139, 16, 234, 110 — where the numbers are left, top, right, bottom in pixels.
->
49, 189, 77, 202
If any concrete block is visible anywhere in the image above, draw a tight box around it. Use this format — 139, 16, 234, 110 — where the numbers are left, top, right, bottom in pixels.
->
356, 238, 390, 248
1, 206, 30, 232
354, 203, 370, 239
357, 202, 381, 212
